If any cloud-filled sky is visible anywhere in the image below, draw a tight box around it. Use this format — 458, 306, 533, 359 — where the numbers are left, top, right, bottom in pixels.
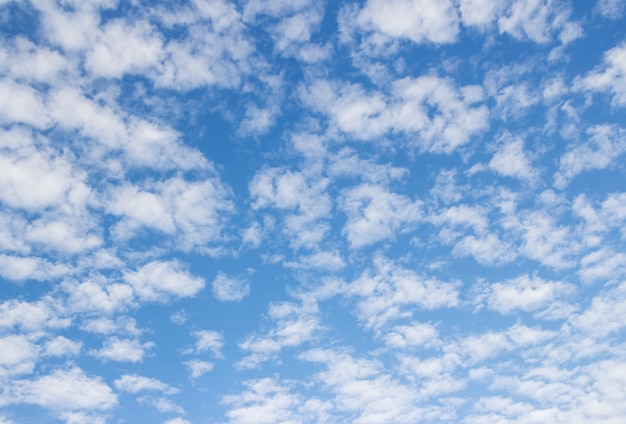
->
1, 0, 626, 422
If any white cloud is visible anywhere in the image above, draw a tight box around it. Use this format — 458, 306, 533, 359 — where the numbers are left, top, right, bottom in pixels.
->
0, 37, 72, 85
570, 281, 626, 338
187, 330, 224, 358
137, 395, 184, 414
0, 254, 69, 282
596, 0, 626, 18
459, 0, 503, 28
64, 278, 135, 314
43, 336, 82, 357
482, 274, 575, 315
340, 184, 422, 248
300, 349, 431, 422
579, 248, 626, 282
555, 125, 626, 188
222, 378, 306, 424
0, 79, 50, 128
90, 337, 153, 363
184, 360, 214, 379
212, 272, 250, 302
163, 418, 191, 424
108, 176, 235, 249
384, 322, 441, 349
114, 374, 178, 394
302, 76, 489, 152
0, 128, 90, 213
237, 301, 320, 369
0, 299, 65, 332
498, 0, 581, 44
353, 0, 459, 45
489, 135, 537, 182
285, 251, 346, 272
249, 168, 331, 248
453, 233, 516, 265
7, 368, 117, 412
348, 256, 459, 329
124, 260, 205, 303
86, 18, 164, 78
0, 335, 38, 377
578, 41, 626, 106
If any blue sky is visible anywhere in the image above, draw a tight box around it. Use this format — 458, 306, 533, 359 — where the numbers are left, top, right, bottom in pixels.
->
1, 0, 626, 423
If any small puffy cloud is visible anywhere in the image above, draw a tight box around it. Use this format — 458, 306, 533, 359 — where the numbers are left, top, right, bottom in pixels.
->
0, 79, 50, 128
301, 76, 489, 153
114, 374, 178, 394
86, 18, 164, 78
249, 168, 331, 248
9, 368, 117, 412
90, 337, 153, 363
498, 0, 582, 44
237, 301, 320, 369
384, 322, 440, 349
578, 41, 626, 106
0, 254, 69, 282
212, 272, 250, 302
285, 251, 346, 272
596, 0, 626, 18
555, 125, 626, 188
64, 278, 135, 314
489, 135, 537, 182
348, 256, 459, 329
459, 0, 503, 28
222, 378, 309, 424
452, 233, 516, 265
353, 0, 460, 45
163, 419, 192, 424
482, 274, 575, 315
43, 336, 82, 357
0, 299, 59, 332
187, 330, 224, 358
340, 184, 422, 248
570, 281, 626, 338
124, 260, 205, 303
0, 335, 38, 377
184, 360, 214, 379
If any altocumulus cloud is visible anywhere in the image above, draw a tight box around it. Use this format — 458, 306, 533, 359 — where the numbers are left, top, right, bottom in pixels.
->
1, 0, 626, 423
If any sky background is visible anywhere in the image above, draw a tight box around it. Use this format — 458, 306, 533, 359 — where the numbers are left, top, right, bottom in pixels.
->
1, 0, 626, 423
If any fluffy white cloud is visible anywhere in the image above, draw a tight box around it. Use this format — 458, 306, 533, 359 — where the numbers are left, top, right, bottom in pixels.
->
340, 184, 422, 248
86, 19, 164, 78
498, 0, 582, 44
249, 168, 331, 248
90, 337, 153, 363
555, 125, 626, 188
348, 256, 459, 329
353, 0, 459, 45
237, 300, 320, 369
302, 76, 489, 152
114, 374, 178, 394
184, 360, 214, 379
459, 0, 503, 27
212, 272, 250, 302
124, 260, 205, 303
222, 378, 309, 424
7, 368, 117, 412
578, 41, 626, 105
0, 335, 38, 377
489, 135, 537, 182
43, 336, 82, 357
187, 330, 224, 358
481, 274, 575, 315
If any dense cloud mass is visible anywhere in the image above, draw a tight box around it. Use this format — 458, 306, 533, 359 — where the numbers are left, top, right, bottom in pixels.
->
1, 0, 626, 422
